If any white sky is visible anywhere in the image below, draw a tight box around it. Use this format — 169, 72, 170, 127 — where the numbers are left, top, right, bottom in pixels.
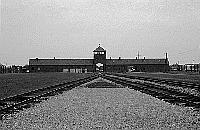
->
1, 0, 200, 65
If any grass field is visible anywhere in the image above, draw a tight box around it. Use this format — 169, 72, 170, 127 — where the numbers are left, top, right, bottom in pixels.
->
125, 72, 200, 83
0, 72, 93, 99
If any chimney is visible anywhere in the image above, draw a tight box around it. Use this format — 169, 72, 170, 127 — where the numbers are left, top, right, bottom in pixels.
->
119, 57, 121, 60
54, 57, 56, 59
144, 57, 145, 59
136, 57, 137, 60
165, 52, 168, 59
110, 57, 112, 59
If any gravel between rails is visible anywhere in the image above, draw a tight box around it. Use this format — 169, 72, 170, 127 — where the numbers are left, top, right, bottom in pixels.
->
1, 79, 200, 130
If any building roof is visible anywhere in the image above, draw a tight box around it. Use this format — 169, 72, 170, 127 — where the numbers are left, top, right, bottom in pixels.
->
93, 45, 106, 52
106, 59, 168, 65
29, 59, 93, 66
29, 58, 168, 66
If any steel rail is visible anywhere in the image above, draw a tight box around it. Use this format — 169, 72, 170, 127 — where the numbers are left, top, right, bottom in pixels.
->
102, 74, 200, 109
105, 73, 200, 91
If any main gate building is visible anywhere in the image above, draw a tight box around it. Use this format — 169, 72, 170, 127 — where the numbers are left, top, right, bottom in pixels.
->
29, 45, 169, 73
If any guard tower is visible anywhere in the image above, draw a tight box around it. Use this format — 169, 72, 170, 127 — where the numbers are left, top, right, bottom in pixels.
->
93, 44, 106, 72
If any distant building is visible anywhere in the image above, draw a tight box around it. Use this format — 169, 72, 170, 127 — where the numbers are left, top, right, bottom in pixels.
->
184, 63, 199, 72
0, 64, 7, 74
170, 63, 200, 73
29, 45, 170, 73
170, 63, 184, 71
11, 65, 22, 73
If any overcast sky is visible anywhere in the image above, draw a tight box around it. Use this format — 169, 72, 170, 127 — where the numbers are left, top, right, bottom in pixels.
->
1, 0, 200, 65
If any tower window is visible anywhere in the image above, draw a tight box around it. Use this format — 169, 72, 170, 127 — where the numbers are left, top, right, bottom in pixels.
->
94, 52, 105, 54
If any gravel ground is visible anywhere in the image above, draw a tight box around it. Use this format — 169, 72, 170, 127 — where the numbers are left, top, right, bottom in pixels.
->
1, 78, 200, 130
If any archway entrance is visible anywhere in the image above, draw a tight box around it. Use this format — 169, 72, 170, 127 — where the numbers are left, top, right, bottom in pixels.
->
96, 63, 104, 72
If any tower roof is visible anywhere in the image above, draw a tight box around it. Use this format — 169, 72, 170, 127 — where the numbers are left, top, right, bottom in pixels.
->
93, 44, 106, 52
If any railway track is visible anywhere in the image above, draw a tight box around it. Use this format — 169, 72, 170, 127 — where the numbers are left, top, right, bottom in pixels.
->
106, 73, 200, 91
102, 73, 200, 109
1, 73, 199, 120
0, 74, 99, 120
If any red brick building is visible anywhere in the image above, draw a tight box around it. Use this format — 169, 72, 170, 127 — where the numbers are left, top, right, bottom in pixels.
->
29, 45, 169, 73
